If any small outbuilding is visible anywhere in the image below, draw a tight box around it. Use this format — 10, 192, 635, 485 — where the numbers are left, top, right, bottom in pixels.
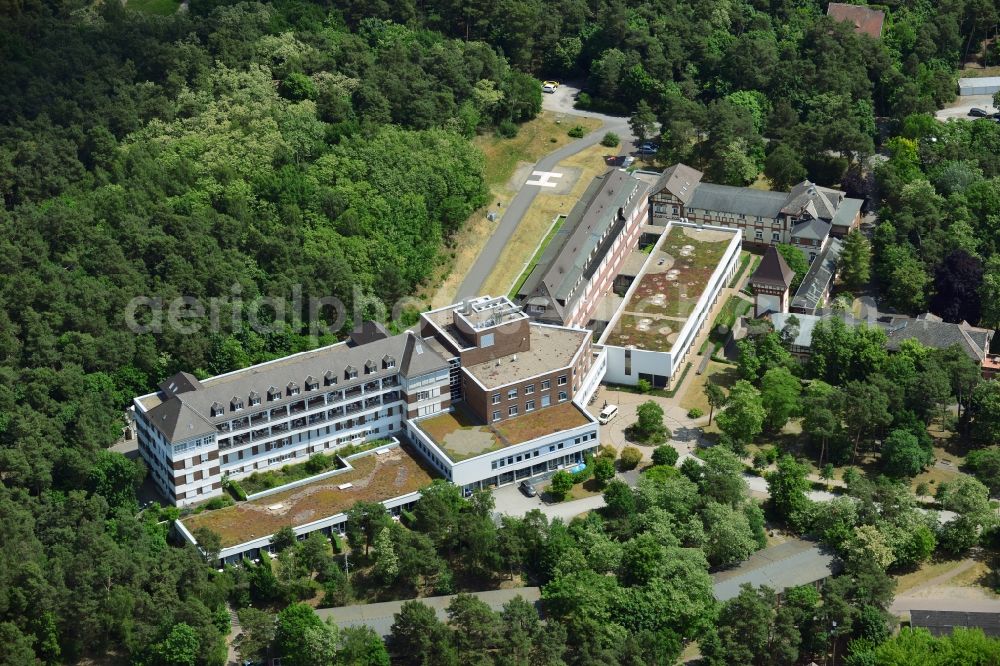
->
958, 76, 1000, 96
749, 246, 794, 317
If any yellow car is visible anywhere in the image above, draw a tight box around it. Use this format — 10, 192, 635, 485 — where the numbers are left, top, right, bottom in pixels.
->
542, 80, 559, 93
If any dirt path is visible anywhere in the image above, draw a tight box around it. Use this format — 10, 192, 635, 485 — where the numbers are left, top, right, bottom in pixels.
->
896, 558, 979, 599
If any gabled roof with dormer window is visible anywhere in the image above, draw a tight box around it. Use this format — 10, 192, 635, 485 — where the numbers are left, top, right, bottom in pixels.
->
135, 328, 449, 443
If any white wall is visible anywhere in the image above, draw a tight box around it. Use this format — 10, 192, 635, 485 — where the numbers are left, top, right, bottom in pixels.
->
598, 221, 742, 386
406, 409, 599, 488
601, 345, 672, 386
757, 294, 781, 316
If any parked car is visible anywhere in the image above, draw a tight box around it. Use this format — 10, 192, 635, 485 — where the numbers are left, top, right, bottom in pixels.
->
519, 480, 537, 497
542, 80, 559, 93
598, 404, 619, 424
638, 142, 659, 154
968, 107, 988, 117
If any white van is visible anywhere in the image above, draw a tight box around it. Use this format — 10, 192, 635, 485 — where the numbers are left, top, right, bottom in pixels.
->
597, 404, 619, 424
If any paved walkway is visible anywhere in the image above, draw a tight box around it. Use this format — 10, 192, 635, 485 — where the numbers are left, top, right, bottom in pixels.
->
316, 587, 542, 637
456, 87, 634, 300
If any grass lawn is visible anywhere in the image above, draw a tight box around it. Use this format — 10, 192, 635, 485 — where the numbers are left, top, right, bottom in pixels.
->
895, 558, 978, 595
509, 214, 566, 298
679, 361, 738, 414
540, 477, 604, 502
708, 295, 752, 345
475, 112, 602, 189
128, 0, 180, 14
479, 140, 614, 297
429, 112, 602, 307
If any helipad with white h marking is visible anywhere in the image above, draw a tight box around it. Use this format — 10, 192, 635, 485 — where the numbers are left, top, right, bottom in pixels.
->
524, 170, 563, 188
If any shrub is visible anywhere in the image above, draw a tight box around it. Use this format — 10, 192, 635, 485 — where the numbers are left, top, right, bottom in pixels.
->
637, 378, 652, 394
399, 509, 416, 527
205, 495, 234, 511
225, 479, 248, 501
496, 120, 519, 138
304, 453, 329, 475
597, 444, 617, 461
549, 470, 574, 500
601, 132, 620, 147
567, 125, 586, 138
651, 445, 679, 467
575, 92, 592, 109
619, 446, 643, 470
594, 457, 616, 485
687, 407, 704, 419
643, 465, 679, 483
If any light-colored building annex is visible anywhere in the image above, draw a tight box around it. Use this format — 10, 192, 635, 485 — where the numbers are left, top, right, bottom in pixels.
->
598, 220, 742, 388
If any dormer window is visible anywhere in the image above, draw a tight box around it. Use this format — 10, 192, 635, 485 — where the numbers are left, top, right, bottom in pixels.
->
249, 391, 260, 407
364, 360, 377, 375
305, 375, 319, 391
267, 386, 280, 401
287, 382, 299, 396
383, 355, 396, 369
324, 370, 337, 386
230, 396, 244, 411
346, 366, 358, 380
210, 402, 224, 418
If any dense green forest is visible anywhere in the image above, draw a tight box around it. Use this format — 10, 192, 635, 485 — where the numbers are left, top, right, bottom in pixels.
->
0, 0, 538, 661
1, 0, 999, 662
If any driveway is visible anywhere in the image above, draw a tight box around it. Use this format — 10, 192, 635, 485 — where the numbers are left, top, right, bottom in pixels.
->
456, 85, 635, 301
935, 94, 997, 121
585, 385, 709, 461
492, 482, 606, 522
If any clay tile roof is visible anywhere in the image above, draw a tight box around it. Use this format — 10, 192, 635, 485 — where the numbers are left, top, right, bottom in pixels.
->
826, 3, 885, 38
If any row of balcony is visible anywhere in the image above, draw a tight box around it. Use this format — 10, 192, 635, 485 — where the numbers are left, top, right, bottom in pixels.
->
218, 391, 400, 450
216, 378, 399, 433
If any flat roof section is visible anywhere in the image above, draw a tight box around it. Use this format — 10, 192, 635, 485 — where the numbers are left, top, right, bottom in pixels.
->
415, 401, 592, 462
180, 445, 436, 548
604, 225, 736, 351
712, 538, 841, 601
464, 325, 587, 389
